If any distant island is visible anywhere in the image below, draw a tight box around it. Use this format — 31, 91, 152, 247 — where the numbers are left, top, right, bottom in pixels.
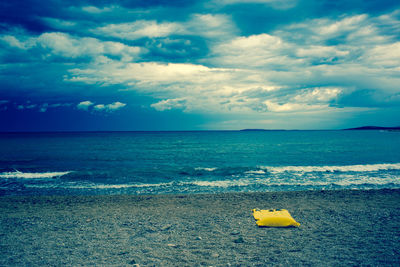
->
344, 126, 400, 131
240, 126, 400, 131
240, 129, 286, 131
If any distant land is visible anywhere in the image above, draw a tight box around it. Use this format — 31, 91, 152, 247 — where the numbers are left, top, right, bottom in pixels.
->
240, 126, 400, 131
239, 129, 287, 131
344, 126, 400, 131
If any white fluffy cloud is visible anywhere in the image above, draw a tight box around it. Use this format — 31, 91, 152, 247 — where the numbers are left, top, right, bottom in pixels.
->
1, 32, 142, 62
92, 20, 184, 40
211, 33, 291, 67
151, 98, 187, 111
211, 0, 297, 9
81, 5, 114, 14
91, 14, 237, 41
293, 88, 342, 103
67, 62, 238, 89
77, 101, 94, 110
296, 46, 349, 58
1, 35, 29, 49
316, 15, 368, 36
186, 14, 238, 39
89, 102, 127, 112
105, 101, 126, 111
93, 104, 105, 111
362, 42, 400, 67
38, 32, 142, 61
264, 101, 328, 113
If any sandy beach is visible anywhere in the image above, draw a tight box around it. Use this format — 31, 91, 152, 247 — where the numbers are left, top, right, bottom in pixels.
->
1, 189, 399, 266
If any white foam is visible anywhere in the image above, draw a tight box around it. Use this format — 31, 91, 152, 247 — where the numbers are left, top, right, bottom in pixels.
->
189, 179, 250, 187
23, 174, 400, 191
26, 181, 175, 190
20, 171, 400, 191
245, 170, 266, 175
187, 172, 400, 188
194, 167, 217, 172
261, 163, 400, 173
331, 174, 400, 186
75, 182, 173, 189
0, 171, 71, 179
70, 180, 244, 190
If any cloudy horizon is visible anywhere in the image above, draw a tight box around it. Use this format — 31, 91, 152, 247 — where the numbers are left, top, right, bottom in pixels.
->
1, 0, 399, 131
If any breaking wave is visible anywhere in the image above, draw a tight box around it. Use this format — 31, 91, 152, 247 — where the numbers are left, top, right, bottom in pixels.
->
194, 167, 217, 172
3, 163, 400, 195
261, 163, 400, 173
24, 173, 400, 192
0, 171, 71, 179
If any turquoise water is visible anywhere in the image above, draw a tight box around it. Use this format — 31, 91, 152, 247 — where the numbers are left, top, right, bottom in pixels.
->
0, 131, 400, 195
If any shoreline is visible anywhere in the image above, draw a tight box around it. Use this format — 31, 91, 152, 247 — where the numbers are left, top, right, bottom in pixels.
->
1, 189, 400, 266
2, 186, 400, 197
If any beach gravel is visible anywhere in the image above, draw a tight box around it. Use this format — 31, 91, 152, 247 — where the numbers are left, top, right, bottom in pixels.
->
1, 189, 399, 266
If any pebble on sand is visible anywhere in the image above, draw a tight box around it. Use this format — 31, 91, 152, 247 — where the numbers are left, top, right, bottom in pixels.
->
233, 237, 244, 243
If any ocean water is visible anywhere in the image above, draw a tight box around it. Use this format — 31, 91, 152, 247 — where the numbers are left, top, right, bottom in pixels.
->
0, 131, 400, 196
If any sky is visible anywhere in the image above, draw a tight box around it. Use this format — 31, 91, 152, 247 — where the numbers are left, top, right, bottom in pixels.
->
0, 0, 399, 131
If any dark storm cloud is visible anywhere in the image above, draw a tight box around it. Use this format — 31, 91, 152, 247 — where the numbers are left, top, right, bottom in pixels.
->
218, 0, 400, 35
0, 0, 56, 33
0, 0, 202, 32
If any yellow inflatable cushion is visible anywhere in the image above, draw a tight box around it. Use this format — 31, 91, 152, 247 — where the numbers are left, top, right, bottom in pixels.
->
252, 209, 300, 227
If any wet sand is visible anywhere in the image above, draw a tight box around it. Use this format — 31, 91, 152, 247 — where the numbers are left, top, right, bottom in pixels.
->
1, 189, 399, 266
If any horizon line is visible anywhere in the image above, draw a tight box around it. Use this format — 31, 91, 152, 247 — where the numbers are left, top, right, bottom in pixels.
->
1, 129, 338, 133
1, 126, 399, 133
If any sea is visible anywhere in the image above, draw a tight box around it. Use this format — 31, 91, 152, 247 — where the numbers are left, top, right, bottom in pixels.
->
1, 130, 400, 196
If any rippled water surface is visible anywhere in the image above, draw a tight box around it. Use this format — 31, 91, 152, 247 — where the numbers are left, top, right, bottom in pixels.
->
1, 131, 400, 195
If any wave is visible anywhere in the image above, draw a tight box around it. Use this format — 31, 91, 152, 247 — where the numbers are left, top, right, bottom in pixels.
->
189, 179, 251, 188
192, 163, 400, 177
245, 170, 266, 175
194, 167, 217, 172
67, 182, 174, 189
261, 163, 400, 173
0, 171, 71, 179
25, 181, 175, 190
4, 163, 400, 194
24, 180, 244, 190
23, 173, 400, 191
188, 175, 400, 188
